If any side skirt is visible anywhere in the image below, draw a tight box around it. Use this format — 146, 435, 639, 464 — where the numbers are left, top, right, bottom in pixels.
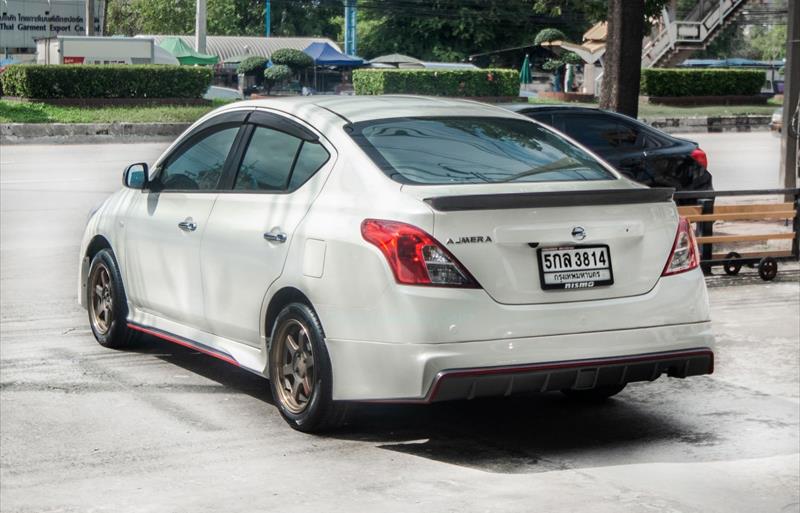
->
128, 322, 242, 368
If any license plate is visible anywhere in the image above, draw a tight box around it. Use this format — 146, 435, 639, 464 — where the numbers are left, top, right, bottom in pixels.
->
537, 245, 613, 290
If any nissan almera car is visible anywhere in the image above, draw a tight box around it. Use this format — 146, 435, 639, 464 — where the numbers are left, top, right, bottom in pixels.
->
79, 96, 714, 432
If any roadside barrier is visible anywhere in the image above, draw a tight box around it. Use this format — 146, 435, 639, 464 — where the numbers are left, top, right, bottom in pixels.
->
673, 188, 799, 281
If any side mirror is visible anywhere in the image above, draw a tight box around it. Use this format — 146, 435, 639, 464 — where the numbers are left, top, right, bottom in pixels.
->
123, 163, 148, 189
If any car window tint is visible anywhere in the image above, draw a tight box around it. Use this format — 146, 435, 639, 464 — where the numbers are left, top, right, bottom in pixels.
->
235, 126, 302, 191
351, 117, 614, 185
289, 142, 330, 190
561, 115, 644, 151
161, 126, 239, 191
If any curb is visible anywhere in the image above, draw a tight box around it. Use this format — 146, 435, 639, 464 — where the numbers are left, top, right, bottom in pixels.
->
640, 115, 771, 134
0, 122, 192, 144
0, 115, 772, 144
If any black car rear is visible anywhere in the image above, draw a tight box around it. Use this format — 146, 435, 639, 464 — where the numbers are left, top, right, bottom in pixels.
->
508, 105, 713, 195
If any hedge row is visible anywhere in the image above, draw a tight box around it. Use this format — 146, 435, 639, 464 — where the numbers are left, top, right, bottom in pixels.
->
353, 69, 518, 97
0, 65, 213, 99
640, 68, 765, 97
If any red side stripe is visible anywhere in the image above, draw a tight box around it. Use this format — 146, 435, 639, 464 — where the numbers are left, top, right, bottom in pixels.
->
128, 323, 240, 367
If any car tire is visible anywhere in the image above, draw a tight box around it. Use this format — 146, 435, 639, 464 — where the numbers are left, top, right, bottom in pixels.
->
87, 249, 138, 349
268, 302, 349, 433
561, 384, 626, 402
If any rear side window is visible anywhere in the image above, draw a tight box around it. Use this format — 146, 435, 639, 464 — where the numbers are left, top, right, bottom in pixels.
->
235, 127, 301, 191
234, 126, 330, 192
559, 114, 644, 151
349, 117, 614, 185
289, 142, 330, 190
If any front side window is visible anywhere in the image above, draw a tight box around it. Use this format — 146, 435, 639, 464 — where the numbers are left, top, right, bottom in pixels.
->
234, 126, 330, 192
159, 126, 239, 191
349, 117, 614, 185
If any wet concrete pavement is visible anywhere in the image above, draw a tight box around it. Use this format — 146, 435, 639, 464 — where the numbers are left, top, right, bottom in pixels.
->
0, 140, 798, 512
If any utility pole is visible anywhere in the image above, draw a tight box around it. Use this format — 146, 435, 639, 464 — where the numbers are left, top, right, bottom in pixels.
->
265, 0, 271, 37
780, 0, 799, 190
344, 0, 357, 56
85, 0, 95, 36
195, 0, 207, 54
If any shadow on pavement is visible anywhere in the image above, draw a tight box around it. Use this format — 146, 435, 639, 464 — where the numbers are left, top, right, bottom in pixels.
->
129, 334, 796, 475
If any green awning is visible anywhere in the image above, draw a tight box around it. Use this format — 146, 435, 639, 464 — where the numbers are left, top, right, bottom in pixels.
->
158, 37, 219, 66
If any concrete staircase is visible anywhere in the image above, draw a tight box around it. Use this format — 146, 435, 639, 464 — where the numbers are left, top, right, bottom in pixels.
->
642, 0, 751, 68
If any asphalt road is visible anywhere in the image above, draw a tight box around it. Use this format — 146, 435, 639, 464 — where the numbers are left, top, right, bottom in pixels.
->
682, 131, 782, 190
1, 136, 798, 513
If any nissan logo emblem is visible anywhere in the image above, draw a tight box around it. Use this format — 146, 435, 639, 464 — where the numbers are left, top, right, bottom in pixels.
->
571, 226, 587, 241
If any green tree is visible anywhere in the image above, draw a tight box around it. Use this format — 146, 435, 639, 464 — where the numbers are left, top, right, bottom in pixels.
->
263, 64, 293, 94
750, 24, 788, 61
106, 0, 341, 38
533, 28, 566, 45
237, 56, 268, 75
271, 48, 314, 73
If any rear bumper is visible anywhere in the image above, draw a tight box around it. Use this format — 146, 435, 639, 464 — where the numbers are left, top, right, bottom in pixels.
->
421, 348, 712, 403
325, 321, 714, 401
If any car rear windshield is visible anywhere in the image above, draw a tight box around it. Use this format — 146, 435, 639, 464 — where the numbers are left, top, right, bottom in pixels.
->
348, 116, 616, 185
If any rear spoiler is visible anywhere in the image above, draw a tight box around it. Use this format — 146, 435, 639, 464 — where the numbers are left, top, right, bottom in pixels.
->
424, 188, 675, 212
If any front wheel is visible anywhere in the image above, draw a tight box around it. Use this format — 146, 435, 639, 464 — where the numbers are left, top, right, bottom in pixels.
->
268, 303, 349, 432
87, 249, 137, 348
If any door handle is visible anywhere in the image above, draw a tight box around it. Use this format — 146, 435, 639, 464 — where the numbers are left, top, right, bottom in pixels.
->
178, 219, 197, 232
263, 231, 287, 243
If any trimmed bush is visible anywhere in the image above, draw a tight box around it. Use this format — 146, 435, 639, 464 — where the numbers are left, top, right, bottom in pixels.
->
640, 68, 765, 97
353, 69, 518, 97
0, 64, 212, 99
237, 56, 268, 75
263, 64, 293, 94
270, 49, 313, 73
534, 28, 567, 46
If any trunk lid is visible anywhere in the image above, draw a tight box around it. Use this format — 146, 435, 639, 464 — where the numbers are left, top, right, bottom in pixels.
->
405, 181, 678, 305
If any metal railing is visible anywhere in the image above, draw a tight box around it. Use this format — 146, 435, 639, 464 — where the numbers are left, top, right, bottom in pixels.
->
642, 0, 748, 68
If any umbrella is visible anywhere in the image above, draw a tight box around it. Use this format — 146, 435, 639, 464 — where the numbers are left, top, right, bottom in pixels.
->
369, 53, 422, 67
564, 63, 575, 92
519, 54, 532, 84
158, 37, 219, 66
223, 54, 253, 64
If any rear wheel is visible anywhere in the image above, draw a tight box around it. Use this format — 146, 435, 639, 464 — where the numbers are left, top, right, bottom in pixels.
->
758, 257, 778, 281
87, 249, 137, 348
268, 303, 348, 432
562, 384, 626, 402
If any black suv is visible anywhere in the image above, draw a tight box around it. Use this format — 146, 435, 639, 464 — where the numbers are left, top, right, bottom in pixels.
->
505, 105, 713, 194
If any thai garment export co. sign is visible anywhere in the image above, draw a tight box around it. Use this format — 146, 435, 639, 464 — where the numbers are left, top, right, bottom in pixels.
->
0, 0, 103, 50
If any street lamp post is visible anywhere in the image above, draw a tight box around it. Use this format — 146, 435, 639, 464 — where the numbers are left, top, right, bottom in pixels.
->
265, 0, 271, 37
195, 0, 207, 54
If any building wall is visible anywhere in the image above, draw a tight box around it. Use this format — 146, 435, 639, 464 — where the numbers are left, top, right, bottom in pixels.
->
1, 0, 103, 55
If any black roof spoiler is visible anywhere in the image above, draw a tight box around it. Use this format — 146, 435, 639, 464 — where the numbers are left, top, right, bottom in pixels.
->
424, 188, 675, 212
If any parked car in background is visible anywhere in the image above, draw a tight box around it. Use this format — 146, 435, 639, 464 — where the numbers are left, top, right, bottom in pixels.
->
504, 105, 713, 196
770, 107, 783, 133
203, 85, 244, 101
79, 97, 714, 432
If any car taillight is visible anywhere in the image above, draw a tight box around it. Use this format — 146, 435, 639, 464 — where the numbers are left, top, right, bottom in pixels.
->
690, 147, 708, 169
361, 219, 480, 288
662, 217, 700, 276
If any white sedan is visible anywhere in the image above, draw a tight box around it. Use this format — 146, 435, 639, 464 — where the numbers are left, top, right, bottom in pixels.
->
79, 96, 714, 432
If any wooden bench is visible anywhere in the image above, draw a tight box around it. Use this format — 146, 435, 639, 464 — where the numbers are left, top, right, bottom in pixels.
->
677, 202, 797, 246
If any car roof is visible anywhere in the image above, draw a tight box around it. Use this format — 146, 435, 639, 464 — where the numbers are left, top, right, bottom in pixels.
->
501, 103, 607, 115
220, 95, 520, 124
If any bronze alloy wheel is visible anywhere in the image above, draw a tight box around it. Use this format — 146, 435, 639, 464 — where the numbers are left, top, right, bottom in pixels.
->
89, 262, 114, 335
271, 319, 316, 414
